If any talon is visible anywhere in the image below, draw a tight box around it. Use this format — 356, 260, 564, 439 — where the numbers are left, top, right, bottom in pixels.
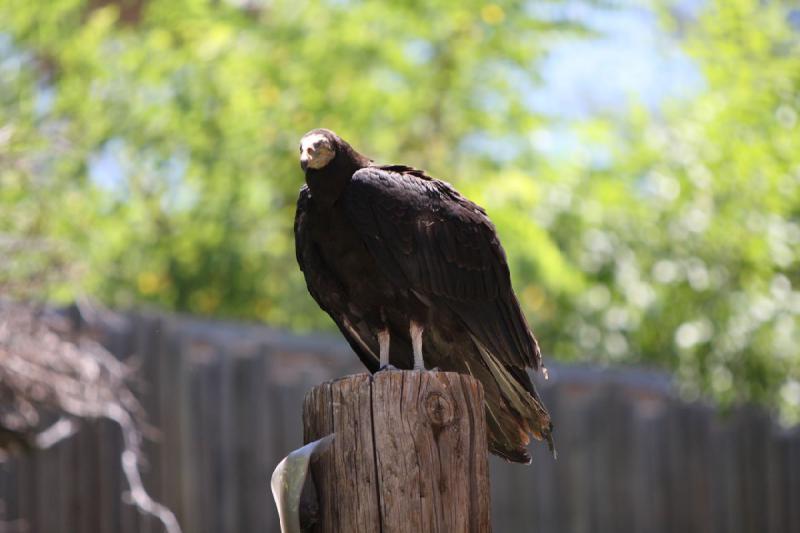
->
378, 364, 398, 372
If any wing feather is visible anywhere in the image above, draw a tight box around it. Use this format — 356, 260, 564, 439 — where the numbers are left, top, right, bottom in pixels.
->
294, 185, 380, 371
343, 167, 541, 370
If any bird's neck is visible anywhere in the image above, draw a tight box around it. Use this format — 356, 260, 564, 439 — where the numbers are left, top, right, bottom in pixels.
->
305, 152, 371, 205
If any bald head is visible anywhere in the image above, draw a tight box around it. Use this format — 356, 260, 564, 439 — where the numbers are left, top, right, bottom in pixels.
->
299, 130, 336, 171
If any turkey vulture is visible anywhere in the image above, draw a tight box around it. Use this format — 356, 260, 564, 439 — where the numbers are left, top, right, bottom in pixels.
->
294, 128, 554, 463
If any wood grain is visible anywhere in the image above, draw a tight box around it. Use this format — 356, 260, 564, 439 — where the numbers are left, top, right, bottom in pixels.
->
303, 371, 492, 533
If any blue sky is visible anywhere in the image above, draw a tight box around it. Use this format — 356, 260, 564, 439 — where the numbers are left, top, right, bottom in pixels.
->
531, 0, 703, 119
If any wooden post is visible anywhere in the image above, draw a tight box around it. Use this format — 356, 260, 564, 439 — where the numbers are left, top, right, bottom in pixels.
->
303, 371, 492, 533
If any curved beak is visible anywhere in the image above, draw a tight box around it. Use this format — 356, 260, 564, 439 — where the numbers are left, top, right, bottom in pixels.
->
300, 157, 309, 172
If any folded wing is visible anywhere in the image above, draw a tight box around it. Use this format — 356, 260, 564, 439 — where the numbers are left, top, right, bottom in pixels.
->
343, 166, 542, 372
294, 185, 381, 372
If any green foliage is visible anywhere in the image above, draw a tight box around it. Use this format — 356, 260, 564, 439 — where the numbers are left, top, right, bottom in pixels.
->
0, 0, 797, 421
0, 0, 572, 325
536, 0, 800, 420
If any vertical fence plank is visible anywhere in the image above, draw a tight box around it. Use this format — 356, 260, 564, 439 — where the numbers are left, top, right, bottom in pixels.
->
232, 349, 262, 533
255, 346, 281, 533
687, 404, 713, 533
631, 402, 663, 533
139, 313, 162, 533
789, 437, 800, 533
217, 342, 238, 533
532, 382, 559, 533
159, 318, 185, 529
172, 331, 197, 533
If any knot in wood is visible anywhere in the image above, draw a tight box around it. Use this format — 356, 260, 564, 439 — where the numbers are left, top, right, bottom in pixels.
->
424, 391, 455, 427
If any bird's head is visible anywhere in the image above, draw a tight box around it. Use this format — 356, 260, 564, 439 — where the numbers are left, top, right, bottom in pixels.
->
299, 129, 338, 172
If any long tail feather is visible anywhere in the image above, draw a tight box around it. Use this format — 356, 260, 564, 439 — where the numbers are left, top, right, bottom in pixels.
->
469, 333, 555, 460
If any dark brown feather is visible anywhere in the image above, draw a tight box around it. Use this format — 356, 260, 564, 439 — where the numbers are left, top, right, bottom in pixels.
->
344, 167, 539, 369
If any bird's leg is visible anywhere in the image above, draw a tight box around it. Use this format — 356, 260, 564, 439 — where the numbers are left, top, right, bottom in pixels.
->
410, 321, 425, 370
376, 328, 397, 371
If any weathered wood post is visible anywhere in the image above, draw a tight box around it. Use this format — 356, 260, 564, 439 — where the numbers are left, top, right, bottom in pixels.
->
303, 370, 492, 533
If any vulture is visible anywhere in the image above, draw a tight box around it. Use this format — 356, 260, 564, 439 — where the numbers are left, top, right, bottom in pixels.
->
293, 128, 554, 463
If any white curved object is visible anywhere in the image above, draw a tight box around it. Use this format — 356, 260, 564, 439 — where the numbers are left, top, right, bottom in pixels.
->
270, 434, 335, 533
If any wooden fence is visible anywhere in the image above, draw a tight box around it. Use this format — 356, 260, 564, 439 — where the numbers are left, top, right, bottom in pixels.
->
1, 310, 798, 533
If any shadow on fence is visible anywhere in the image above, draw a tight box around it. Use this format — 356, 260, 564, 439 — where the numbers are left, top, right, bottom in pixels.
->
1, 310, 798, 533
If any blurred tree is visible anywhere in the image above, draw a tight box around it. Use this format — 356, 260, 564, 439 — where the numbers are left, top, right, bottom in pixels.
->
0, 0, 580, 325
525, 0, 799, 420
0, 0, 797, 420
